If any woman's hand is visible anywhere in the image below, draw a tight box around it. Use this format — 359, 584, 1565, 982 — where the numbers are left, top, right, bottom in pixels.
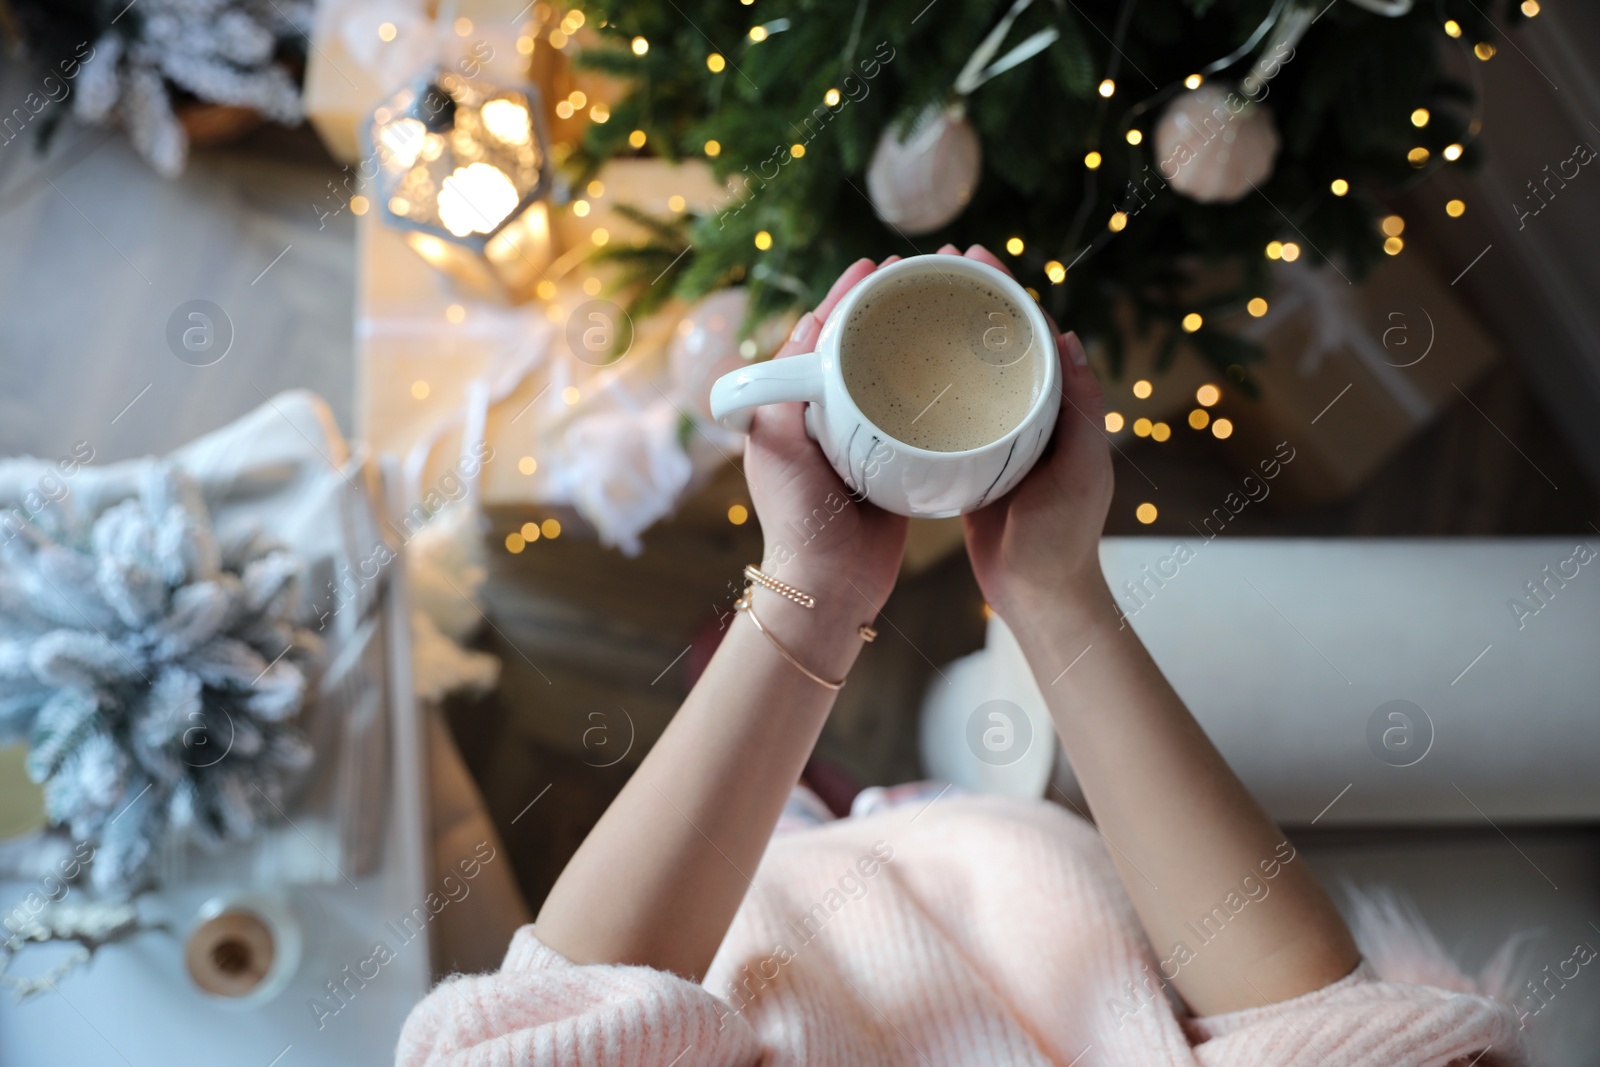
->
950, 253, 1360, 1016
536, 271, 918, 981
957, 247, 1114, 627
744, 257, 909, 614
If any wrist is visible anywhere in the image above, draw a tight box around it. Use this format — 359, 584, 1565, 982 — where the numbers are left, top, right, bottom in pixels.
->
1001, 573, 1121, 664
745, 584, 874, 685
1003, 561, 1111, 625
765, 551, 892, 616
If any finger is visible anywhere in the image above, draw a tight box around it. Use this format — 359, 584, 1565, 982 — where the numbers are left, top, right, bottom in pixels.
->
773, 309, 820, 360
751, 317, 815, 434
937, 243, 960, 255
964, 244, 1016, 280
1064, 331, 1094, 386
960, 490, 1010, 551
776, 258, 872, 360
1054, 331, 1107, 452
815, 258, 876, 327
881, 255, 902, 267
759, 258, 873, 440
750, 391, 806, 439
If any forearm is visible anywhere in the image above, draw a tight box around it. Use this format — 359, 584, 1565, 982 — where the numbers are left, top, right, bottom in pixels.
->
534, 585, 865, 981
1010, 580, 1358, 1015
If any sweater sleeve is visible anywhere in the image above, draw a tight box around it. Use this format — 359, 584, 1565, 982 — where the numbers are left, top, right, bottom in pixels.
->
396, 926, 764, 1067
1184, 962, 1531, 1067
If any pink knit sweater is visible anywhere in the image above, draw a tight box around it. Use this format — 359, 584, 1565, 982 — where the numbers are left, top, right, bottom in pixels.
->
397, 795, 1527, 1066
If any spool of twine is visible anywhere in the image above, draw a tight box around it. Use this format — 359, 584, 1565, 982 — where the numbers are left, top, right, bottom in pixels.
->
185, 907, 278, 998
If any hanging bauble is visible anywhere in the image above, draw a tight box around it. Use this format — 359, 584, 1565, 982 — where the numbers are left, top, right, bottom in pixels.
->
670, 289, 750, 423
865, 104, 982, 235
669, 288, 792, 423
1153, 84, 1280, 204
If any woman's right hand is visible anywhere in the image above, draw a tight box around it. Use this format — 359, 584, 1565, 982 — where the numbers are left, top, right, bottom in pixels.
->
964, 307, 1364, 1018
961, 292, 1115, 629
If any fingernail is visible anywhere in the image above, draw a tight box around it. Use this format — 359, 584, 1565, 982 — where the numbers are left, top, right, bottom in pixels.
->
790, 312, 819, 346
938, 243, 959, 255
1065, 331, 1088, 366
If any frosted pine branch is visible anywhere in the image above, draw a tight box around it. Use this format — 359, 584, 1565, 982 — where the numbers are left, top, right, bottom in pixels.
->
65, 0, 310, 175
0, 464, 320, 893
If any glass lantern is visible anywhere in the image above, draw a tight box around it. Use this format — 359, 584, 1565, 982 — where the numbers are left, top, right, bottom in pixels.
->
365, 68, 556, 299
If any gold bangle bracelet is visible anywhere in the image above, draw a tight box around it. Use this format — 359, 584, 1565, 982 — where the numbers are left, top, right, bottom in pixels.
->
736, 593, 845, 690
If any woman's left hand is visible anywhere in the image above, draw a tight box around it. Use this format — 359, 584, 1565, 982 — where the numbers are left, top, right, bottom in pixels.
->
743, 257, 909, 614
534, 259, 906, 979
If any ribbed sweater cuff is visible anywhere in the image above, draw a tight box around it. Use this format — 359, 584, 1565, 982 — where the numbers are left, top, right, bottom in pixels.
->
500, 925, 575, 973
1185, 959, 1377, 1040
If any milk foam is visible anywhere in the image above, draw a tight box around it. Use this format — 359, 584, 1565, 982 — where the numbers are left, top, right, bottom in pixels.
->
842, 272, 1042, 452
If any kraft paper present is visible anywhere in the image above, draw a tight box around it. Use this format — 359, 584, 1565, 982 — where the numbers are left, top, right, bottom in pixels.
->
1217, 257, 1499, 503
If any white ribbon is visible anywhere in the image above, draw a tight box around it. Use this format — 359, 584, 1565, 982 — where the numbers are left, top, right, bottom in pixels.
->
1242, 5, 1316, 96
400, 312, 552, 509
1241, 0, 1412, 95
1343, 0, 1413, 15
1239, 263, 1434, 421
337, 0, 440, 88
953, 0, 1061, 97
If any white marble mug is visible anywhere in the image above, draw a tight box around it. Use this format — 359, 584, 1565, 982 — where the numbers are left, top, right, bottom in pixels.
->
709, 255, 1060, 518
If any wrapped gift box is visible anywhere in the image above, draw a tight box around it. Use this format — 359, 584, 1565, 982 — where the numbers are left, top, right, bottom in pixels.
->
356, 157, 729, 530
1088, 257, 1499, 505
304, 0, 436, 164
1215, 257, 1499, 503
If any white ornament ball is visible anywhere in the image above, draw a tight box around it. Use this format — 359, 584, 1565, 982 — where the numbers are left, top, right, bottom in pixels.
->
1153, 84, 1280, 204
670, 289, 760, 423
866, 105, 982, 234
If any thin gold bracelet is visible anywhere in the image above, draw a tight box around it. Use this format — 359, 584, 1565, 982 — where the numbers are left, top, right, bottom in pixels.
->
742, 565, 880, 643
743, 564, 816, 609
736, 592, 846, 690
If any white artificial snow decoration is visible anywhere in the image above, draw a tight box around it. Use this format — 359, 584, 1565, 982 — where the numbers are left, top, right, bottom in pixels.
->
0, 464, 319, 893
559, 401, 694, 557
71, 0, 311, 177
0, 899, 154, 1000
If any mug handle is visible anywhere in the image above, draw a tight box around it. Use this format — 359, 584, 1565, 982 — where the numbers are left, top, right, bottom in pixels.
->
709, 352, 825, 433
